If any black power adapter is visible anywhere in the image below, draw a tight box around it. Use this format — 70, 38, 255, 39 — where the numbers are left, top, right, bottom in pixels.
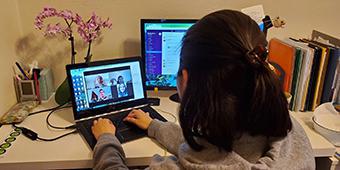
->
19, 127, 38, 140
147, 97, 160, 106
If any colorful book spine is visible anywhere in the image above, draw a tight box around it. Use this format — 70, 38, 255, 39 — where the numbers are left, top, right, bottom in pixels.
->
268, 38, 296, 92
312, 45, 329, 110
321, 48, 340, 103
304, 45, 321, 111
290, 48, 303, 110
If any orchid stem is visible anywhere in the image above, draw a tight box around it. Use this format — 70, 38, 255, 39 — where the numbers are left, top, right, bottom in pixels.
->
69, 36, 76, 64
85, 40, 92, 63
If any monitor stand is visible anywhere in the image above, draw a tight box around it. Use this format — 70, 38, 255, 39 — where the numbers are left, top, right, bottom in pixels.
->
169, 93, 180, 103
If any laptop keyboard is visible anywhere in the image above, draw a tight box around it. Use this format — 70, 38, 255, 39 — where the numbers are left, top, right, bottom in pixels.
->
79, 105, 167, 148
85, 106, 161, 129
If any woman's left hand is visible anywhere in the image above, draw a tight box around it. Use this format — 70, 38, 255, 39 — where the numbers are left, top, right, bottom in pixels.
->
91, 118, 116, 140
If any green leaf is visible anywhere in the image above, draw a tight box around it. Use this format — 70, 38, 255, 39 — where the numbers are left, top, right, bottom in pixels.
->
55, 79, 71, 105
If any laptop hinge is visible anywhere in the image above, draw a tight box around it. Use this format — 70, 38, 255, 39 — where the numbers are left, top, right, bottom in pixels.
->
75, 104, 149, 123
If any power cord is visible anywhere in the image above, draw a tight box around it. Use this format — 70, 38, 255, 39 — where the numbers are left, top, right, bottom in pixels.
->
28, 105, 64, 116
37, 130, 77, 141
12, 124, 77, 142
155, 108, 177, 123
28, 102, 75, 129
45, 104, 75, 129
13, 102, 77, 142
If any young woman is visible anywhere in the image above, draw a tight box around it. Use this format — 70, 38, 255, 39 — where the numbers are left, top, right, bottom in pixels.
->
116, 83, 127, 98
91, 9, 315, 169
94, 75, 106, 88
90, 91, 98, 103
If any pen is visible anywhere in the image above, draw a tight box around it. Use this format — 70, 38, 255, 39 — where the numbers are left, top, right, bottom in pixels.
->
15, 62, 30, 80
15, 74, 22, 81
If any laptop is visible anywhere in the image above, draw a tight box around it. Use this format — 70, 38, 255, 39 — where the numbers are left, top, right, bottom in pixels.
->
66, 57, 167, 149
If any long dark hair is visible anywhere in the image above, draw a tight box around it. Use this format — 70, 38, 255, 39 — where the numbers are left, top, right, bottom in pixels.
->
178, 9, 292, 152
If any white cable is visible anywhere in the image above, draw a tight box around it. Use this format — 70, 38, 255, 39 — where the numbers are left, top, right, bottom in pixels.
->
155, 108, 177, 123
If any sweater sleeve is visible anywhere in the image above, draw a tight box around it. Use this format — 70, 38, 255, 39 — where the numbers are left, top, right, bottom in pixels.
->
93, 133, 129, 170
148, 119, 185, 155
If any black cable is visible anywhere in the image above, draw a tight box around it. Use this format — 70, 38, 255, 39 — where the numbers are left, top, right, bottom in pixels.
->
46, 104, 75, 129
36, 130, 78, 141
12, 124, 78, 142
28, 105, 64, 116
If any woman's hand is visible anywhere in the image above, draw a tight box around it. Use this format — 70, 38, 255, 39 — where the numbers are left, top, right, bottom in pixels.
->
124, 109, 153, 130
91, 118, 116, 140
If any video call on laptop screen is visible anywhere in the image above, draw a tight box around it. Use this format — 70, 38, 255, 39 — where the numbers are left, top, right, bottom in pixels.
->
69, 61, 145, 112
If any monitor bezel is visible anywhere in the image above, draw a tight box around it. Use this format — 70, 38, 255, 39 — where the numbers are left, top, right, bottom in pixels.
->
140, 19, 198, 90
66, 56, 148, 120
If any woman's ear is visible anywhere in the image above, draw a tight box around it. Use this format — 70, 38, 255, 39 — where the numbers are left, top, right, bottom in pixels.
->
177, 69, 188, 99
181, 69, 188, 88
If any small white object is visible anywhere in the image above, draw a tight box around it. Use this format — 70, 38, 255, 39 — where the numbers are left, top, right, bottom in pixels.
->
312, 102, 340, 146
241, 5, 265, 24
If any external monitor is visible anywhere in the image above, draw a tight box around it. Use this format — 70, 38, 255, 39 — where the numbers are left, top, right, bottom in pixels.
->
141, 19, 197, 102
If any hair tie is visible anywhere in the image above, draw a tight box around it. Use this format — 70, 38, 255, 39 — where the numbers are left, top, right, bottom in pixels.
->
246, 45, 268, 67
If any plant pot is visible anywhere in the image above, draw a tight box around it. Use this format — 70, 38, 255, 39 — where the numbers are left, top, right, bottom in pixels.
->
55, 79, 71, 105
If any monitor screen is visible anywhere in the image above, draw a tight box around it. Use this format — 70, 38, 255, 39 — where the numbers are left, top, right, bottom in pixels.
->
68, 60, 145, 113
141, 19, 197, 89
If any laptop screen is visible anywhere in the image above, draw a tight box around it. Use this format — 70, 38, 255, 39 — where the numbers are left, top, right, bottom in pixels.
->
67, 57, 146, 119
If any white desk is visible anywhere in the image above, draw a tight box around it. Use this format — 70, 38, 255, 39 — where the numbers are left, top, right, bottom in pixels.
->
290, 112, 336, 157
0, 98, 338, 169
0, 97, 179, 169
290, 112, 339, 170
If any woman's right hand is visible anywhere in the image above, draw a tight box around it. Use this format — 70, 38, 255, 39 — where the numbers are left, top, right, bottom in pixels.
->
124, 109, 153, 130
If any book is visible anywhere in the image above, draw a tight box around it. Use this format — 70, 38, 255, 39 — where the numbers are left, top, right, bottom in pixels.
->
290, 48, 303, 110
303, 44, 322, 111
302, 40, 330, 110
268, 38, 296, 92
311, 31, 340, 103
285, 39, 315, 111
313, 44, 339, 104
331, 63, 340, 105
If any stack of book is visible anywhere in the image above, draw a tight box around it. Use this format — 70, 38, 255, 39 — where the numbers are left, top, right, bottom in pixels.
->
268, 30, 339, 111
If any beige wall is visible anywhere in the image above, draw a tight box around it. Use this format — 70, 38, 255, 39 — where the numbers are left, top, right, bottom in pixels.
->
0, 0, 22, 113
1, 0, 339, 112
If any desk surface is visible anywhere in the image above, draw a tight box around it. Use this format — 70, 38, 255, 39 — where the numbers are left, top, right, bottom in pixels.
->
0, 98, 337, 169
290, 112, 336, 157
0, 97, 178, 169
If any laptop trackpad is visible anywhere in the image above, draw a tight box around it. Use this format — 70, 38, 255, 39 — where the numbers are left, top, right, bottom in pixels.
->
116, 121, 146, 142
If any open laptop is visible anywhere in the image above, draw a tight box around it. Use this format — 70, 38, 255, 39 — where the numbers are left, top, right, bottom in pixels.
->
66, 57, 167, 149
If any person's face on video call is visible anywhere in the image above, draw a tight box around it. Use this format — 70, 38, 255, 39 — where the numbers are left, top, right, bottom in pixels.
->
119, 84, 126, 93
99, 89, 105, 97
97, 76, 103, 84
118, 76, 124, 84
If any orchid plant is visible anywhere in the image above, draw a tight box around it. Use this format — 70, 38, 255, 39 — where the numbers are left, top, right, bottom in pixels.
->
34, 7, 112, 64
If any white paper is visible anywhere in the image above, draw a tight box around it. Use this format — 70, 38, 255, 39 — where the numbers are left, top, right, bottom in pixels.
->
241, 5, 265, 24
